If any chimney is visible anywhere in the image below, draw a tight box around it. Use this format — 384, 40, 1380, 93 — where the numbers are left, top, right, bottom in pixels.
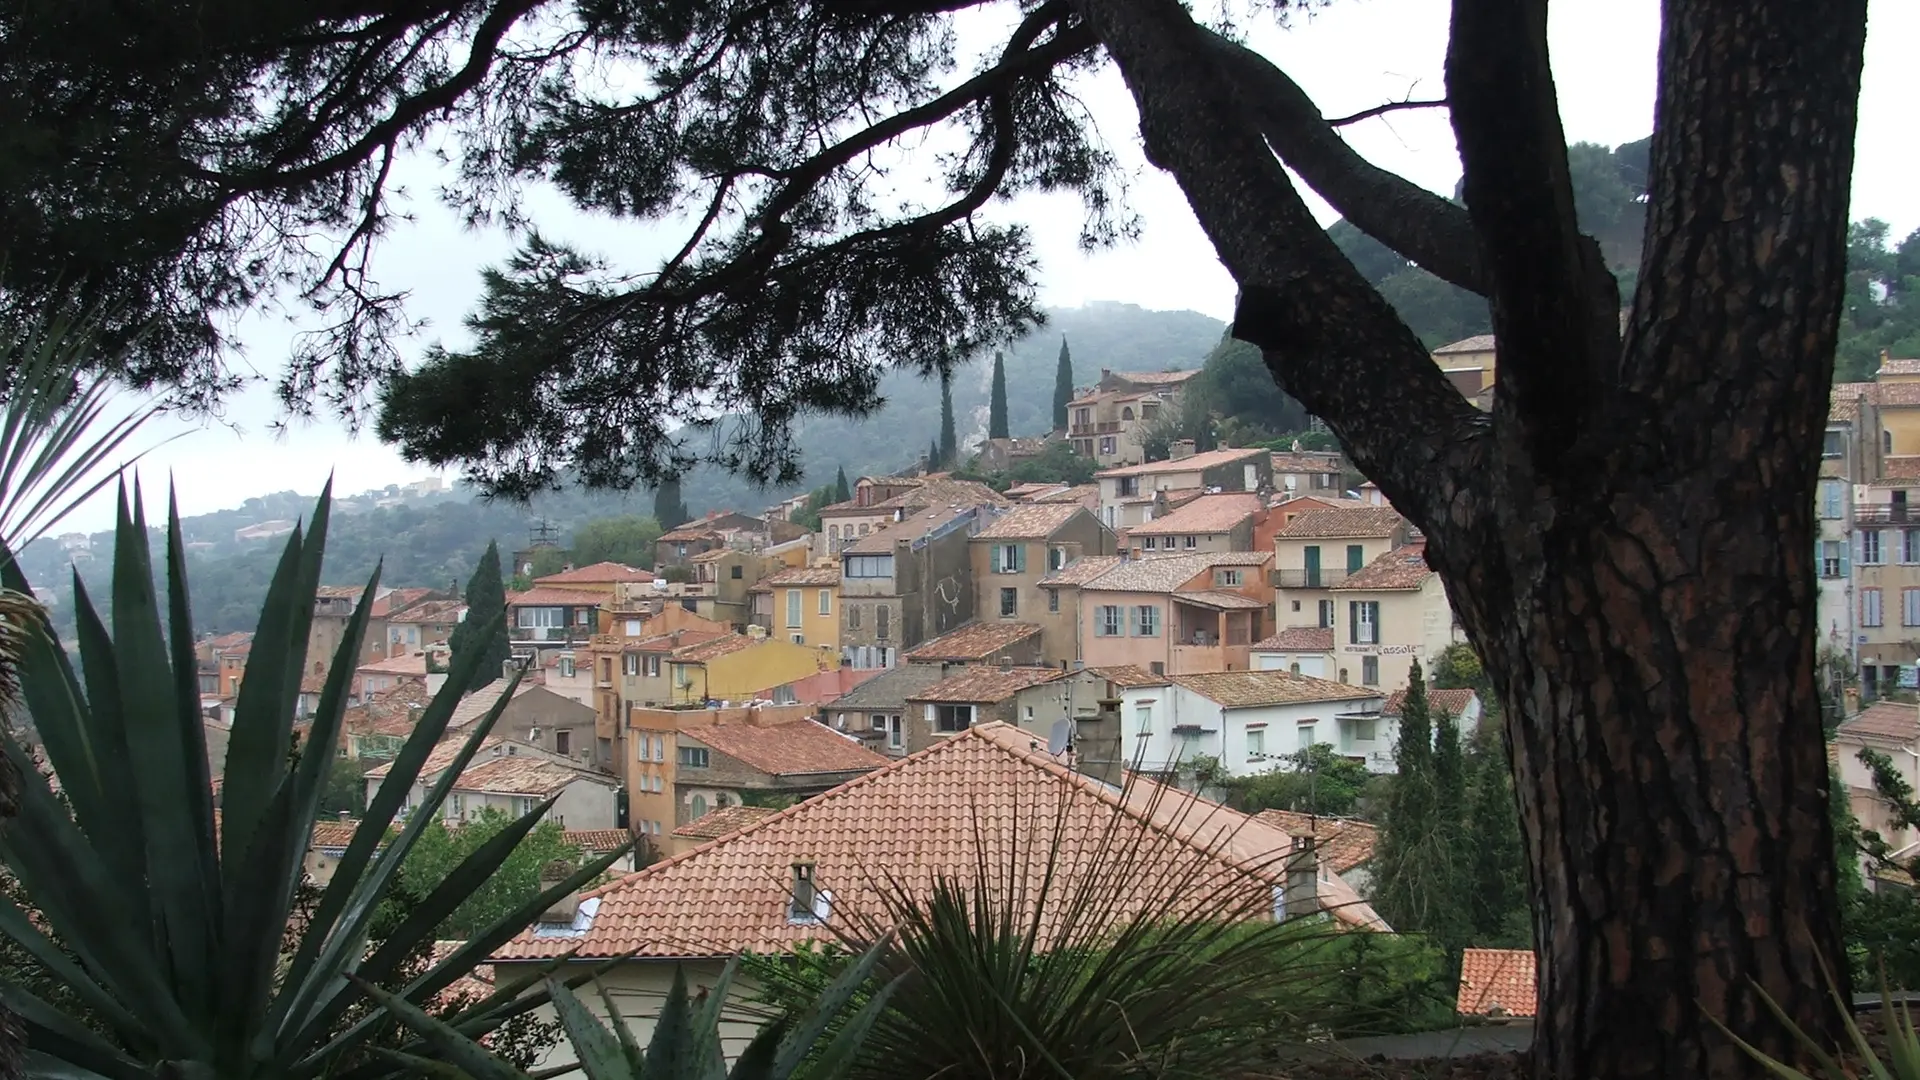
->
337, 810, 350, 821
1281, 836, 1320, 920
1169, 439, 1196, 461
1072, 691, 1125, 789
563, 563, 575, 573
536, 858, 581, 926
788, 860, 820, 922
998, 655, 1013, 672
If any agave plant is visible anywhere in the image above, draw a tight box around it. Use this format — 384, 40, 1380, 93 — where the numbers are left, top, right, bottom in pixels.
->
0, 484, 632, 1080
359, 940, 896, 1080
1720, 957, 1920, 1080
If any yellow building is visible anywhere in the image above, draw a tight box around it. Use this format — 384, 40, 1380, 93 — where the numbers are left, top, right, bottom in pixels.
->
1874, 354, 1920, 455
1431, 335, 1495, 395
762, 566, 841, 653
667, 633, 836, 705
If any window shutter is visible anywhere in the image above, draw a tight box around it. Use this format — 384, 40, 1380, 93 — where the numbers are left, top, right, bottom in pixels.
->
1348, 601, 1359, 644
991, 546, 1003, 573
1842, 539, 1851, 577
1014, 545, 1027, 573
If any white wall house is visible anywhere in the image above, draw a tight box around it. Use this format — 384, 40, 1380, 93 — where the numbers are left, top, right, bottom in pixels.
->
1249, 627, 1335, 679
1118, 670, 1383, 777
1336, 687, 1484, 774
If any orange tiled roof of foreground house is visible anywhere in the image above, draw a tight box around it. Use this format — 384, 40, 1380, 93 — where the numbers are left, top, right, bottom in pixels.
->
683, 719, 889, 776
1252, 627, 1336, 652
534, 561, 655, 586
904, 621, 1043, 662
491, 722, 1384, 961
1332, 543, 1434, 591
1128, 493, 1265, 536
1252, 811, 1378, 874
1838, 701, 1920, 744
1383, 687, 1480, 718
1275, 506, 1404, 539
671, 804, 779, 842
1457, 948, 1538, 1017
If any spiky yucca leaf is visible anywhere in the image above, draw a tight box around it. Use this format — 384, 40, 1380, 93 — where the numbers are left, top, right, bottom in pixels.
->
0, 488, 631, 1080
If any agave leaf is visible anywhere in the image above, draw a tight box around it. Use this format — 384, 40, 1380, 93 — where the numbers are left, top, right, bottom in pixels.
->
345, 974, 532, 1080
690, 958, 739, 1072
545, 980, 629, 1080
218, 509, 312, 864
368, 1047, 485, 1080
164, 489, 223, 978
645, 967, 698, 1079
724, 1019, 789, 1080
0, 892, 146, 1037
802, 977, 899, 1080
770, 938, 889, 1078
65, 571, 149, 910
214, 768, 309, 1057
595, 977, 649, 1074
0, 984, 147, 1080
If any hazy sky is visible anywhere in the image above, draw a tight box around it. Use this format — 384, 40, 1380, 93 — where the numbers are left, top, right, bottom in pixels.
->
63, 0, 1920, 532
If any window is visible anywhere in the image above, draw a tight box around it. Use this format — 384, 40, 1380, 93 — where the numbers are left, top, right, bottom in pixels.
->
1122, 406, 1135, 420
730, 565, 743, 579
517, 607, 563, 629
1353, 717, 1378, 742
888, 714, 903, 750
1318, 599, 1335, 628
1821, 479, 1844, 519
559, 657, 575, 678
869, 713, 887, 731
787, 589, 803, 627
555, 730, 571, 755
1863, 587, 1884, 628
847, 604, 861, 630
1297, 723, 1316, 751
845, 554, 894, 578
791, 633, 805, 645
601, 657, 613, 682
1096, 605, 1124, 637
517, 797, 539, 817
1183, 535, 1197, 549
993, 543, 1027, 573
1142, 536, 1155, 550
859, 523, 870, 535
772, 684, 798, 703
818, 590, 832, 616
1100, 436, 1116, 455
1905, 589, 1920, 627
1247, 727, 1266, 759
646, 654, 661, 678
691, 794, 708, 819
1135, 705, 1153, 735
1134, 605, 1160, 636
1349, 601, 1380, 644
1346, 544, 1365, 574
678, 746, 710, 768
829, 524, 840, 541
1862, 529, 1884, 564
1048, 589, 1060, 613
622, 653, 640, 676
1821, 540, 1846, 578
1887, 430, 1896, 454
1823, 430, 1845, 458
1119, 476, 1140, 497
1000, 588, 1019, 617
447, 793, 464, 819
1049, 547, 1066, 570
1906, 530, 1920, 565
1214, 568, 1242, 587
576, 608, 594, 626
1076, 407, 1091, 427
935, 704, 974, 733
876, 604, 891, 640
1362, 655, 1380, 686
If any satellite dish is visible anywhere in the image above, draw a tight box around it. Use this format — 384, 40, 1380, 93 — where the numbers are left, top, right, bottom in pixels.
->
1047, 719, 1072, 756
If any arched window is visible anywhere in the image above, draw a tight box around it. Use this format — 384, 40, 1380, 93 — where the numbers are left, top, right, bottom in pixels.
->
1121, 406, 1135, 420
829, 524, 839, 539
691, 794, 709, 819
1886, 429, 1895, 454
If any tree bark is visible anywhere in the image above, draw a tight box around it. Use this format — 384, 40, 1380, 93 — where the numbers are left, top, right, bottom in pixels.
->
1076, 0, 1868, 1075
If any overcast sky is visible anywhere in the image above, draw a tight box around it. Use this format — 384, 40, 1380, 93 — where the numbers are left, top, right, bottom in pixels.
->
61, 0, 1920, 533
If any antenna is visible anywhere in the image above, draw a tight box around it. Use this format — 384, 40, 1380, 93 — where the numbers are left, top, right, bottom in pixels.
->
1047, 718, 1072, 757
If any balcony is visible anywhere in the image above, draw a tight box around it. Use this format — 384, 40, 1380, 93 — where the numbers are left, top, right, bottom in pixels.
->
1272, 568, 1350, 589
1069, 421, 1124, 437
510, 625, 588, 644
1857, 506, 1919, 525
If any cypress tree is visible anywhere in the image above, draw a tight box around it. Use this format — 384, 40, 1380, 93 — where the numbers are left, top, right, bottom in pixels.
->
939, 370, 957, 466
1052, 337, 1074, 431
1372, 660, 1463, 943
448, 541, 512, 695
988, 350, 1009, 439
834, 465, 851, 504
654, 478, 689, 528
1466, 726, 1529, 944
927, 438, 940, 471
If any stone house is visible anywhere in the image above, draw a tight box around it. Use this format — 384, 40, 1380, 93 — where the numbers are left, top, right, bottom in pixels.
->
967, 503, 1116, 664
1093, 446, 1273, 532
819, 663, 954, 757
839, 503, 990, 669
1065, 368, 1201, 467
1124, 492, 1266, 559
901, 664, 1070, 755
903, 621, 1046, 669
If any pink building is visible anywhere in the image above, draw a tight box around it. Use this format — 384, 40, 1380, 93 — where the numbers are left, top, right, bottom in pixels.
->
1076, 552, 1275, 676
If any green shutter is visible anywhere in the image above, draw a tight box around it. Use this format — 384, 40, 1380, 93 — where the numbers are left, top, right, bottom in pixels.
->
1347, 544, 1364, 573
991, 545, 1003, 573
1349, 601, 1359, 644
1014, 544, 1027, 573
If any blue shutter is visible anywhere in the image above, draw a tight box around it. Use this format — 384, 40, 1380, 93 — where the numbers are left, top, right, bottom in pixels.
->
991, 545, 1003, 573
1014, 544, 1027, 573
1842, 536, 1852, 577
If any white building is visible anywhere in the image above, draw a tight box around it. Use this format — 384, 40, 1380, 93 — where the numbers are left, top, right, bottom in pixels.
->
1114, 669, 1383, 777
1249, 627, 1335, 678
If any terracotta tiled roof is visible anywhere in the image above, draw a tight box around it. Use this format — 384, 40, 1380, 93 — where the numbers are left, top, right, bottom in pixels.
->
1084, 665, 1169, 689
1031, 483, 1100, 506
1251, 811, 1378, 874
356, 653, 429, 676
315, 586, 362, 600
904, 621, 1043, 662
1876, 382, 1920, 408
430, 940, 497, 1004
364, 734, 512, 781
1885, 456, 1920, 481
1040, 555, 1122, 588
1383, 687, 1480, 719
565, 828, 637, 853
825, 664, 952, 710
491, 722, 1382, 961
1457, 948, 1537, 1017
444, 680, 538, 731
1005, 482, 1068, 499
1830, 384, 1869, 423
1171, 670, 1380, 708
1171, 589, 1267, 611
1269, 452, 1346, 474
682, 719, 889, 775
873, 479, 1009, 511
763, 566, 841, 587
658, 524, 723, 542
505, 586, 605, 608
453, 755, 613, 797
299, 673, 329, 695
1080, 552, 1271, 594
671, 805, 779, 841
672, 634, 757, 664
535, 561, 654, 585
843, 502, 980, 555
1095, 447, 1267, 478
1252, 627, 1335, 651
1838, 701, 1920, 744
1275, 507, 1404, 539
908, 666, 1068, 704
310, 819, 361, 850
1332, 542, 1434, 591
389, 599, 467, 624
972, 503, 1086, 539
1434, 334, 1496, 355
1114, 369, 1201, 385
1879, 358, 1920, 377
370, 587, 439, 619
1128, 493, 1264, 536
